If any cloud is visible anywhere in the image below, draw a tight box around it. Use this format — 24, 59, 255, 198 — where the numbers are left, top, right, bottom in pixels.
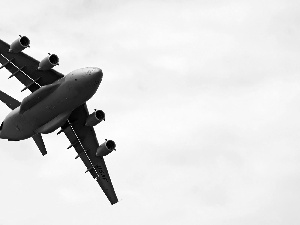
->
0, 0, 300, 225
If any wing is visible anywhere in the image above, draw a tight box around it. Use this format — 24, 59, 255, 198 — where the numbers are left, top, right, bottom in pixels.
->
0, 39, 64, 93
59, 104, 118, 205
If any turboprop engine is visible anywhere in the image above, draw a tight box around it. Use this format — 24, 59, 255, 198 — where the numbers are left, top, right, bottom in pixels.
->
9, 35, 30, 53
85, 110, 105, 127
96, 140, 116, 157
38, 53, 59, 70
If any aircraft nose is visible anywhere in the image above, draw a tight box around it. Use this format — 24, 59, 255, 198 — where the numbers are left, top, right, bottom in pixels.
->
89, 67, 103, 85
87, 67, 103, 88
93, 68, 103, 78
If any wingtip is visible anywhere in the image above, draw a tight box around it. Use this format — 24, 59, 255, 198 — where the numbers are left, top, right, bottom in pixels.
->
110, 198, 119, 205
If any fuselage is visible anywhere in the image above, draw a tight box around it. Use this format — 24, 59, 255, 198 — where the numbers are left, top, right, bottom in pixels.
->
0, 67, 102, 140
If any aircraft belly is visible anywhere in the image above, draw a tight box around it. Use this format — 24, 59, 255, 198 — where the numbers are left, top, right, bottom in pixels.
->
2, 86, 83, 140
20, 83, 60, 114
35, 110, 72, 134
1, 76, 91, 140
28, 90, 80, 131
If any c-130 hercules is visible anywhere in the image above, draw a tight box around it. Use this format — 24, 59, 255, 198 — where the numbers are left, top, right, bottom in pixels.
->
0, 35, 118, 204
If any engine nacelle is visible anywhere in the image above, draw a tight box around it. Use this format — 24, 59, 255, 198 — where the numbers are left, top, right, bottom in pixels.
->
85, 110, 105, 127
38, 53, 59, 70
9, 35, 30, 53
96, 140, 116, 157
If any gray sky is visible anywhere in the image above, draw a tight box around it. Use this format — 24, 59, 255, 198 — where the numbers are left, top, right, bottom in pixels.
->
0, 0, 300, 224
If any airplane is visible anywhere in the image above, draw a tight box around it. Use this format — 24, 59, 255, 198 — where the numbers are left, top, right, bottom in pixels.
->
0, 35, 118, 205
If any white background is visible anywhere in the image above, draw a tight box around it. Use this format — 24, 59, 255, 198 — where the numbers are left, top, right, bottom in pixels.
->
0, 0, 300, 224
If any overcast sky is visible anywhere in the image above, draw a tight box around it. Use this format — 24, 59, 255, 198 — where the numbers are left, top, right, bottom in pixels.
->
0, 0, 300, 224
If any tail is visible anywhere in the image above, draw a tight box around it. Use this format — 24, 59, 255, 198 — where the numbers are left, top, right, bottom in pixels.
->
32, 133, 47, 156
0, 90, 20, 109
0, 90, 47, 156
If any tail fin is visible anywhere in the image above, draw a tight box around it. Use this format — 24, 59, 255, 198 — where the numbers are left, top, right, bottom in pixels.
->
32, 133, 47, 156
0, 90, 20, 109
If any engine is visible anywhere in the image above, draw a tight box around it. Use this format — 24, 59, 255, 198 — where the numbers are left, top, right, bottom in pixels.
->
9, 35, 30, 53
85, 110, 105, 127
38, 53, 59, 70
96, 140, 116, 157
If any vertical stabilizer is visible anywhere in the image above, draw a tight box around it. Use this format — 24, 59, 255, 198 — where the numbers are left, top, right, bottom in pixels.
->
0, 90, 20, 110
32, 133, 47, 156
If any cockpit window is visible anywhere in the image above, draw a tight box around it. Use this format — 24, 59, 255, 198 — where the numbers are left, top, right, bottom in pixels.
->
0, 122, 3, 130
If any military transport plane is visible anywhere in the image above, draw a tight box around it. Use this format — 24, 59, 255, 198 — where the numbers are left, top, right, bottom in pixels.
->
0, 36, 118, 204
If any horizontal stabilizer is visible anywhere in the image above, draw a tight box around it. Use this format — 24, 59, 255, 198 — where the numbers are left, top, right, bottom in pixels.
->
32, 133, 47, 156
0, 90, 20, 110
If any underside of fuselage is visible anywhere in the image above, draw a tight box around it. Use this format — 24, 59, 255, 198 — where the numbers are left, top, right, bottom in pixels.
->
0, 67, 102, 141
